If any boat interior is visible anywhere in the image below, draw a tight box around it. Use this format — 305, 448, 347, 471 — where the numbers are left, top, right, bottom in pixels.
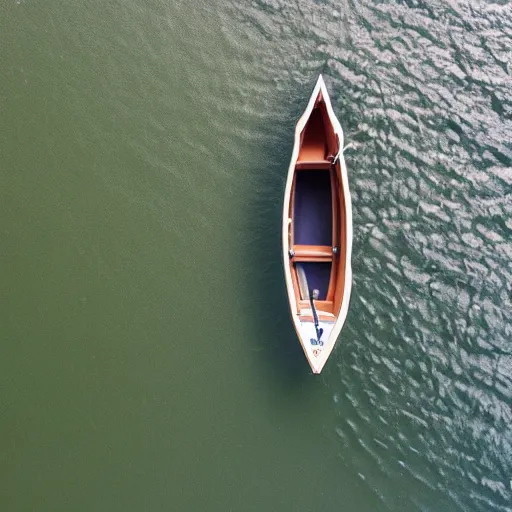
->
288, 97, 345, 322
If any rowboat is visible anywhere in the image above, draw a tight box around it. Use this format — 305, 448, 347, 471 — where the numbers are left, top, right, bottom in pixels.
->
282, 75, 353, 374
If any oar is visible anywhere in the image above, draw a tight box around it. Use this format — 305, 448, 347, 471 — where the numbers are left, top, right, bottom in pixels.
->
297, 264, 324, 345
309, 289, 324, 345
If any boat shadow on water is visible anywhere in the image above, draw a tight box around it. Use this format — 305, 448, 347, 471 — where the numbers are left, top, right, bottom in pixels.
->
243, 183, 311, 389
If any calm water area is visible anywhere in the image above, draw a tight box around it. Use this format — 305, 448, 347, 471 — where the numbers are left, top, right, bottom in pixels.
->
1, 1, 511, 510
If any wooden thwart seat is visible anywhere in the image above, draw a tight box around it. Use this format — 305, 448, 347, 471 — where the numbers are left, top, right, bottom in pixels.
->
295, 160, 331, 170
291, 245, 332, 262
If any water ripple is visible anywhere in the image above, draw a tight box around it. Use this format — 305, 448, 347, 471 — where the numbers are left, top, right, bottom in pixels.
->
229, 0, 511, 510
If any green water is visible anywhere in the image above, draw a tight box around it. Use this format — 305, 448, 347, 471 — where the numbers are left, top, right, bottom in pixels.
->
1, 1, 511, 511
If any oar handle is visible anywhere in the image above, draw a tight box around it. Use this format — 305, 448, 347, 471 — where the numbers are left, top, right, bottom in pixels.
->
309, 289, 323, 343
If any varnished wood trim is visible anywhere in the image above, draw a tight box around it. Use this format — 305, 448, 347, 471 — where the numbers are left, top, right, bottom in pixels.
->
293, 255, 332, 263
292, 245, 332, 259
299, 313, 336, 322
298, 300, 334, 314
289, 177, 296, 248
295, 161, 331, 170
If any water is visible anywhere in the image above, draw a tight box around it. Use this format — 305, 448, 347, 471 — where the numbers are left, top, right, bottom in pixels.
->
1, 0, 511, 510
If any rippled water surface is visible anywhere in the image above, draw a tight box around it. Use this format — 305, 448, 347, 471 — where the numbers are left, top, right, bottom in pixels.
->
2, 0, 511, 511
